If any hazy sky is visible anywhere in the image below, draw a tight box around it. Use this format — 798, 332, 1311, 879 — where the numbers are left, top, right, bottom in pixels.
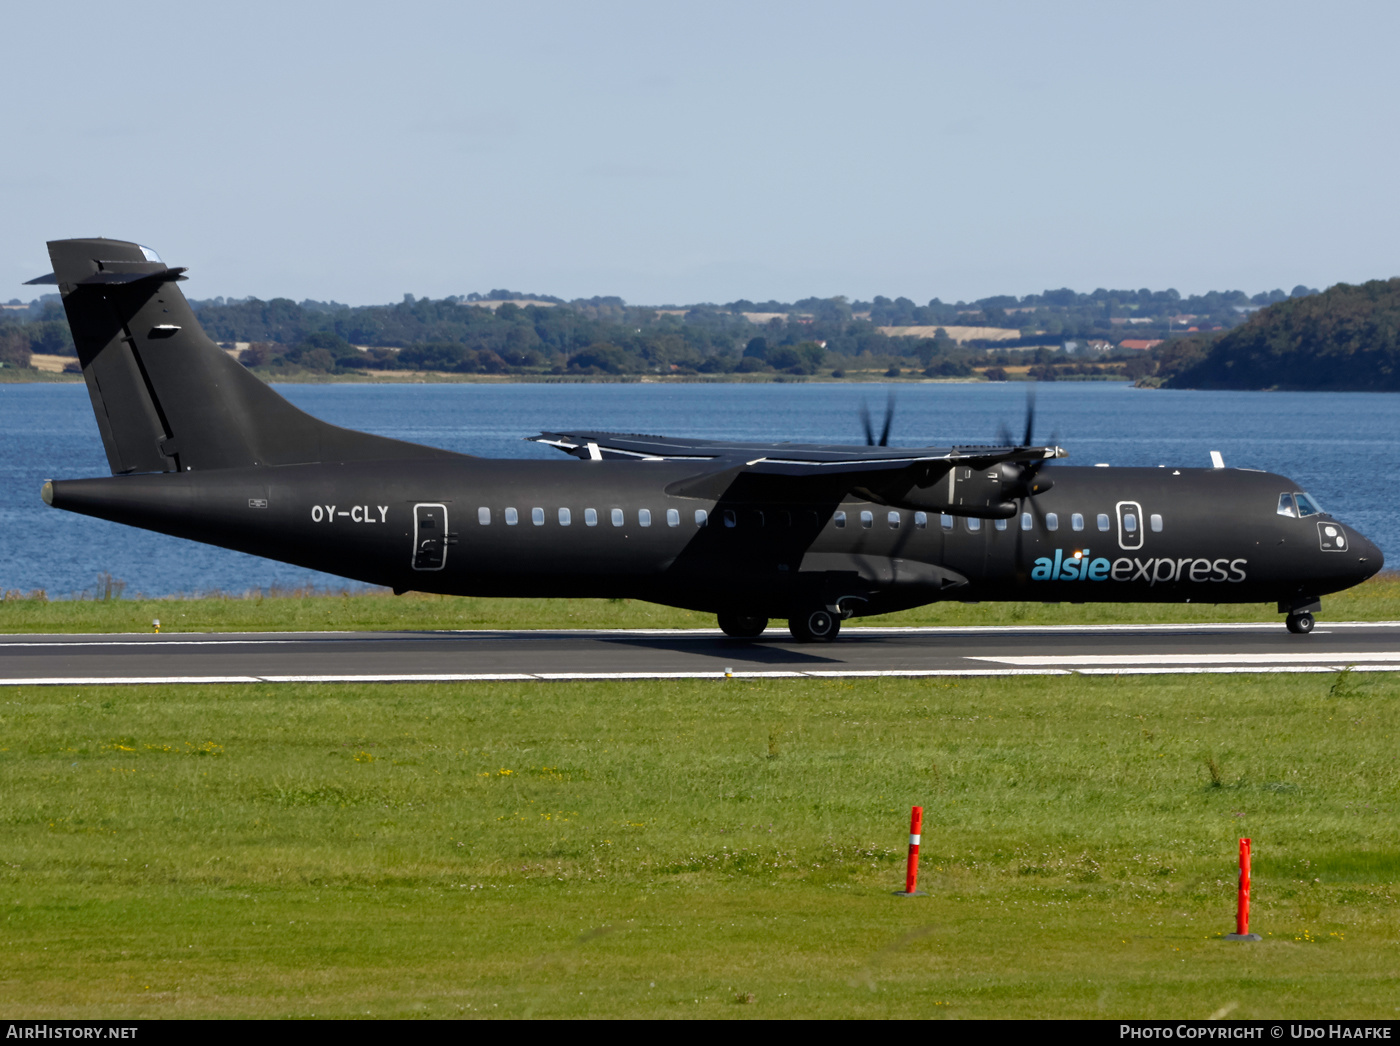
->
5, 1, 1397, 306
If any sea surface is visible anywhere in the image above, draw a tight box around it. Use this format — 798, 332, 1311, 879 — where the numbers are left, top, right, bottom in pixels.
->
1, 380, 1396, 597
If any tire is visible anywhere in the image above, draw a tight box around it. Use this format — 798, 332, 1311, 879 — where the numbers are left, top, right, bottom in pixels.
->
1286, 612, 1315, 635
717, 613, 768, 639
788, 607, 841, 642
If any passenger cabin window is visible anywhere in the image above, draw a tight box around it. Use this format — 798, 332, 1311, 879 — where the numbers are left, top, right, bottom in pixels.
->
966, 517, 981, 532
584, 508, 598, 526
860, 510, 873, 529
1295, 492, 1322, 517
695, 509, 708, 527
941, 514, 954, 531
915, 511, 927, 529
478, 506, 491, 525
667, 508, 680, 527
994, 517, 1007, 531
611, 508, 624, 527
531, 507, 545, 526
833, 510, 846, 528
888, 511, 900, 529
639, 509, 652, 527
723, 509, 737, 528
1097, 513, 1110, 531
1021, 512, 1033, 531
1150, 513, 1163, 532
558, 507, 571, 526
505, 507, 518, 526
1071, 513, 1084, 532
1277, 493, 1297, 518
1046, 512, 1059, 531
1123, 513, 1137, 533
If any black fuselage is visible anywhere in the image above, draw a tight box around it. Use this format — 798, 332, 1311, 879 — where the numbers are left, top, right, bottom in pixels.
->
46, 458, 1382, 619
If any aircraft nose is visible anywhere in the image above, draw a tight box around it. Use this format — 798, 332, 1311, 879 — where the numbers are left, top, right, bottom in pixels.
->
1347, 526, 1384, 582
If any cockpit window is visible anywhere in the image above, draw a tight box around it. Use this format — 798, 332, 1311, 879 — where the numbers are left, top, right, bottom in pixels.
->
1294, 492, 1323, 517
138, 245, 163, 264
1276, 493, 1297, 518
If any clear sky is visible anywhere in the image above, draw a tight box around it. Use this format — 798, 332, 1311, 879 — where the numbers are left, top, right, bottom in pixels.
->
4, 1, 1397, 306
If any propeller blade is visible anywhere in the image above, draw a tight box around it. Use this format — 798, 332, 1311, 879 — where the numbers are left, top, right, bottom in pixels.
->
860, 401, 875, 446
1022, 387, 1037, 448
879, 392, 895, 447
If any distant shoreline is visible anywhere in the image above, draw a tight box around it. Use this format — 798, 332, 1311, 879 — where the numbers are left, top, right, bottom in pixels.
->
0, 367, 1130, 386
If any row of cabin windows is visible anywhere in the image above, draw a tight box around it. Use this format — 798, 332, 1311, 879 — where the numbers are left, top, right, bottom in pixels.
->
833, 509, 1165, 534
478, 506, 701, 527
473, 505, 1166, 535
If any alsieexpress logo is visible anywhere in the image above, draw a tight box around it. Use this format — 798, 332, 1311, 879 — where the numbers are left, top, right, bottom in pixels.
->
1032, 549, 1248, 586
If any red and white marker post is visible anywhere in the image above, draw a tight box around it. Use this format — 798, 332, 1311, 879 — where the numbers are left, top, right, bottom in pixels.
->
894, 806, 927, 897
1224, 837, 1261, 941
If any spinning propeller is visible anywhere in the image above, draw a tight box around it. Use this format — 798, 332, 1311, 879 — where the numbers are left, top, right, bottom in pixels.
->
860, 392, 896, 447
998, 389, 1056, 502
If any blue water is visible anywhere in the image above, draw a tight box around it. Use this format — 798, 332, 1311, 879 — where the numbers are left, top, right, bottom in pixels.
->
1, 381, 1396, 597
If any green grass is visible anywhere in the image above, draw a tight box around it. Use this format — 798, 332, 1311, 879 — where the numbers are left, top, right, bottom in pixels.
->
4, 573, 1400, 635
2, 673, 1397, 1018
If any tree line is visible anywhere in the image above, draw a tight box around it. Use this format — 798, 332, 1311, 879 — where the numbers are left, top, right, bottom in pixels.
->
0, 277, 1334, 381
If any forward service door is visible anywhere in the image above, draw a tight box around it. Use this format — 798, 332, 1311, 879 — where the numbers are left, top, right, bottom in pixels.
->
1115, 501, 1143, 551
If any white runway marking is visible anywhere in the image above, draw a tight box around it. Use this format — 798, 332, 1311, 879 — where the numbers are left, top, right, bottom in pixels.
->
972, 651, 1400, 667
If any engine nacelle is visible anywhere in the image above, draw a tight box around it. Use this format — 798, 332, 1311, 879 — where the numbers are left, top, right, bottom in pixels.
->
868, 463, 1052, 518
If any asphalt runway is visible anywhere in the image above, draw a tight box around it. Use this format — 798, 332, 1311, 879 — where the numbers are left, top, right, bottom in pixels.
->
4, 621, 1400, 684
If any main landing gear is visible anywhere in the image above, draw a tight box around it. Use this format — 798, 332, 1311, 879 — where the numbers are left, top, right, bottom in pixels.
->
717, 613, 768, 639
1285, 612, 1315, 635
788, 607, 842, 643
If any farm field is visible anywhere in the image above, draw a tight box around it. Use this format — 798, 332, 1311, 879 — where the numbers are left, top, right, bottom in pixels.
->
1, 673, 1396, 1019
3, 573, 1400, 634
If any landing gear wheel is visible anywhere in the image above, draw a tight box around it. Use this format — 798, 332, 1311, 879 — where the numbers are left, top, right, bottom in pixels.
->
717, 613, 768, 639
1286, 612, 1315, 635
788, 607, 841, 643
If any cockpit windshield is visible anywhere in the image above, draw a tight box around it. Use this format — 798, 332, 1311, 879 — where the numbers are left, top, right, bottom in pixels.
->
1294, 492, 1323, 517
1279, 491, 1324, 518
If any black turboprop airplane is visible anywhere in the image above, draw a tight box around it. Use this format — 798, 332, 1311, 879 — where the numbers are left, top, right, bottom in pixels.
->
30, 238, 1383, 640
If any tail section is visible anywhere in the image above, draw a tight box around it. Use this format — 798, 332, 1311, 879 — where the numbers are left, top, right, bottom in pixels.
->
37, 238, 461, 475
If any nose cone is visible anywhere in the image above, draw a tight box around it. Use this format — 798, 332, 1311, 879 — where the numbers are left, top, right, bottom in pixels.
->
1348, 526, 1384, 583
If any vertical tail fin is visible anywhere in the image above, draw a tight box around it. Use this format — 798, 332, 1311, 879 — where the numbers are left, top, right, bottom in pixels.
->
39, 238, 459, 474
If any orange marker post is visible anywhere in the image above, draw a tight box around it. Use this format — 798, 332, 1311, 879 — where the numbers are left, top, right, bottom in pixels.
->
894, 806, 927, 897
1224, 837, 1261, 941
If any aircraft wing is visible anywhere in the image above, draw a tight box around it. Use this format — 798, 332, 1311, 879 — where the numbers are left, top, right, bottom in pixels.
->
528, 430, 1064, 474
528, 431, 1065, 506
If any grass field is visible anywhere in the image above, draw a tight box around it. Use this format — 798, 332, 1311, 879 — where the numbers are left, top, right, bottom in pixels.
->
4, 573, 1400, 634
2, 671, 1397, 1019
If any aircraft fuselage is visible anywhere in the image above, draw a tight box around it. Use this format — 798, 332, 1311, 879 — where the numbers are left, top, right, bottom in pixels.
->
46, 459, 1381, 620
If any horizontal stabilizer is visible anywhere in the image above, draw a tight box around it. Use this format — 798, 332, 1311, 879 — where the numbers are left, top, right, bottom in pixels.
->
77, 267, 188, 285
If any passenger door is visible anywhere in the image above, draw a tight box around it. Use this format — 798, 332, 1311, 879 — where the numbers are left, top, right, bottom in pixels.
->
412, 503, 449, 570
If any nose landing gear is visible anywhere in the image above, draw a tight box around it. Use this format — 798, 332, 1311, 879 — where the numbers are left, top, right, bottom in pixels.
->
1279, 596, 1320, 635
1285, 612, 1315, 635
